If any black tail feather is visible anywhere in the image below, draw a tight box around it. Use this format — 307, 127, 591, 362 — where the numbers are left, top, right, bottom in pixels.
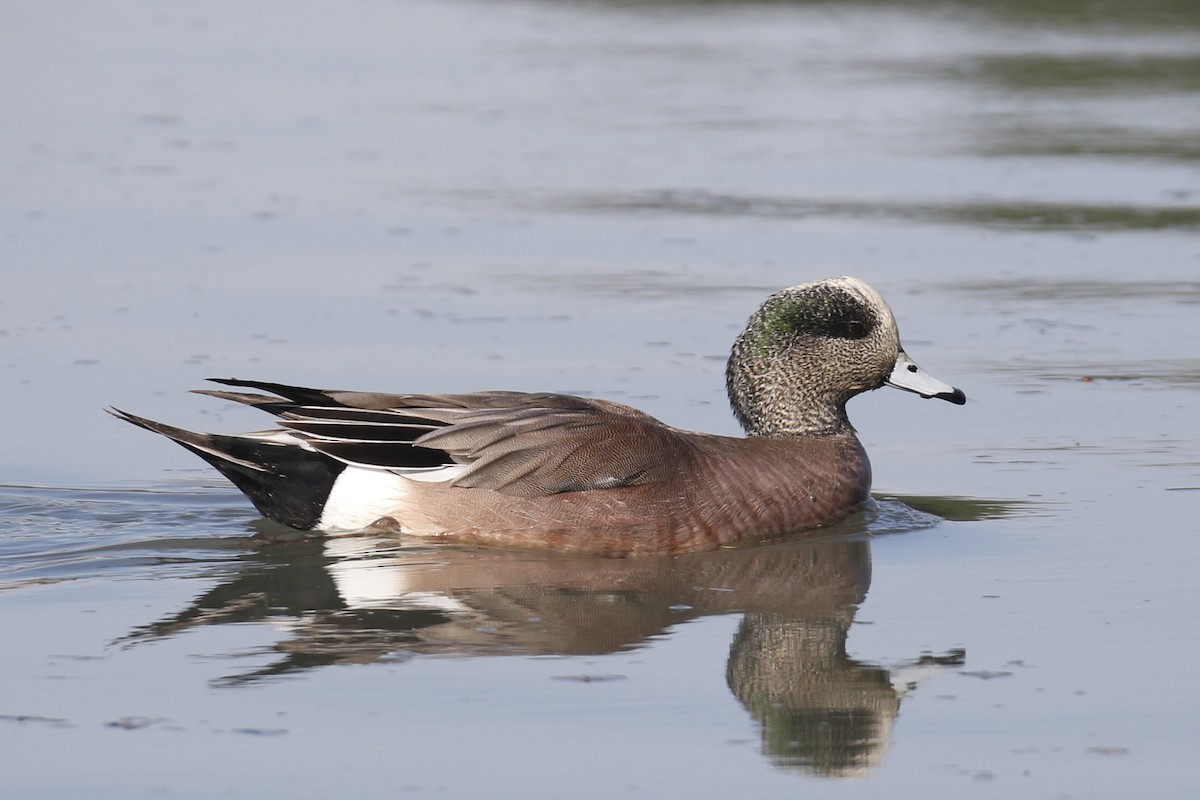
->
108, 408, 344, 530
190, 389, 296, 416
205, 378, 343, 407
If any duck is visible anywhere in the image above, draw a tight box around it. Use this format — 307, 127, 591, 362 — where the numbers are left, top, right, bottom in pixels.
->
110, 276, 965, 556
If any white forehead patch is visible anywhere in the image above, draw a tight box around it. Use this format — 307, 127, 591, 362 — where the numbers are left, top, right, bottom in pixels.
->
828, 276, 893, 318
782, 276, 896, 327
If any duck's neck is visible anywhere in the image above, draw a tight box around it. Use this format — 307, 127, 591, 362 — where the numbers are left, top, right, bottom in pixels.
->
725, 347, 853, 439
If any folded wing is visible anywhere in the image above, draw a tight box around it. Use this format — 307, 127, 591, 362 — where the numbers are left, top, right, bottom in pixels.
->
202, 378, 697, 497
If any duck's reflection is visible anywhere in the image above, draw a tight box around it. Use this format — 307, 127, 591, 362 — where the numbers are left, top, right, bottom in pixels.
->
124, 518, 965, 777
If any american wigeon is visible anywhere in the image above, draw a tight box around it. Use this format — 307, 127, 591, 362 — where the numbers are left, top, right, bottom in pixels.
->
111, 276, 964, 555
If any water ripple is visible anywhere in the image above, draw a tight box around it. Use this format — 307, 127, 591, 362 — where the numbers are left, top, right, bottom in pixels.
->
0, 483, 251, 590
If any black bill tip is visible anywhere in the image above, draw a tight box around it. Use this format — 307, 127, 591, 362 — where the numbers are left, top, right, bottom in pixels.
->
935, 387, 967, 405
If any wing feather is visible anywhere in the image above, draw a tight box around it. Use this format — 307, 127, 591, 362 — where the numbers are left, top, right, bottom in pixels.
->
198, 379, 695, 495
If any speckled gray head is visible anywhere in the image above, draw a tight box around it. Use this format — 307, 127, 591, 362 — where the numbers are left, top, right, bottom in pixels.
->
726, 276, 965, 437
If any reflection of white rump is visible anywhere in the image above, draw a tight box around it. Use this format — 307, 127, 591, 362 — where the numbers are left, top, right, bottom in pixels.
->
889, 662, 945, 697
324, 535, 469, 613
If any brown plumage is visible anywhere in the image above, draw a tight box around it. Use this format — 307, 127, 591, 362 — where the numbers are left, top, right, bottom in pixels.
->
110, 277, 965, 556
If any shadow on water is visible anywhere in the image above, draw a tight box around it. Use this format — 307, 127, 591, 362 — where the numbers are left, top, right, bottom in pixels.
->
515, 0, 1200, 234
584, 0, 1200, 29
108, 495, 1024, 777
541, 189, 1200, 233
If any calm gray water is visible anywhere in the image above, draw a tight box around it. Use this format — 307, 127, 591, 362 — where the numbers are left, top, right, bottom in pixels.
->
2, 0, 1198, 797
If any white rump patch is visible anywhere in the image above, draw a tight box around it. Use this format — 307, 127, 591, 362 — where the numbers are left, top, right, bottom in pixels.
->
317, 464, 467, 532
318, 467, 410, 531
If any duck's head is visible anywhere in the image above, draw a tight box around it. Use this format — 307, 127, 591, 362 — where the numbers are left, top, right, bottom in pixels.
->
726, 276, 965, 437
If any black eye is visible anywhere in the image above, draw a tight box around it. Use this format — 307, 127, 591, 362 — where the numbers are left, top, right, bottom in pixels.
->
844, 320, 866, 339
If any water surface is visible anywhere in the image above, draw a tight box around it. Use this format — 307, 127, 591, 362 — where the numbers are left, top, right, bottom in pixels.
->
2, 0, 1198, 797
